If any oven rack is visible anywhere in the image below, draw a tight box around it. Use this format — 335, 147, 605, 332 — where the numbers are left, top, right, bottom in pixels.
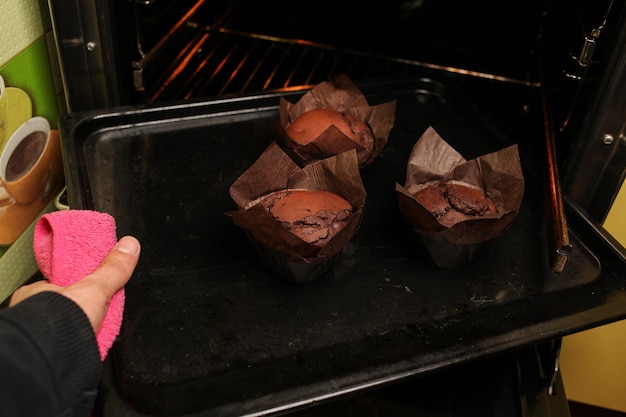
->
131, 0, 536, 103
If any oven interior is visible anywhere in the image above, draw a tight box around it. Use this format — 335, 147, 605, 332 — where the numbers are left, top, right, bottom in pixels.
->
51, 0, 626, 224
127, 0, 541, 102
104, 0, 546, 103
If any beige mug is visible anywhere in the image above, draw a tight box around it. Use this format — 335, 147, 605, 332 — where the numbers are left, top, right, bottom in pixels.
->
0, 117, 60, 205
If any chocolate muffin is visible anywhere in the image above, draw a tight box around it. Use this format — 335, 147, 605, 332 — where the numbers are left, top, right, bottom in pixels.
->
414, 182, 497, 228
254, 189, 353, 247
285, 108, 375, 153
227, 142, 366, 283
279, 75, 397, 168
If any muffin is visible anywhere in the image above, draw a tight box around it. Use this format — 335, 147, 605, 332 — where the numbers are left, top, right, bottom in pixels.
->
285, 108, 375, 154
279, 74, 396, 168
253, 189, 353, 247
413, 181, 498, 228
396, 126, 525, 269
227, 142, 366, 283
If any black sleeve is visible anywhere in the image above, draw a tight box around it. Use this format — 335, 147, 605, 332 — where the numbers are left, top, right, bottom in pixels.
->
0, 292, 102, 417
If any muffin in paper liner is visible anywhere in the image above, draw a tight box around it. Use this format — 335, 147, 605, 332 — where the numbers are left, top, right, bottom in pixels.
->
279, 74, 397, 168
395, 126, 525, 269
226, 142, 366, 283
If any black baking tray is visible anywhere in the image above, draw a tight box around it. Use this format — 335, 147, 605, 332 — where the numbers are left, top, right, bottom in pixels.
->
60, 77, 624, 417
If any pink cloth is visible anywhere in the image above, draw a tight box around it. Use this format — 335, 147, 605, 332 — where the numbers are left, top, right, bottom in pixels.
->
33, 210, 124, 361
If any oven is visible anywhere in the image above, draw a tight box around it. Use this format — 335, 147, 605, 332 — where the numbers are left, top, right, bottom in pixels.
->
45, 0, 626, 416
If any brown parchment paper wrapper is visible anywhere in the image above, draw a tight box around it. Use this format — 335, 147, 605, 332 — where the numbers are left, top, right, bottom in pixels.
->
395, 126, 525, 269
226, 142, 366, 283
279, 74, 397, 168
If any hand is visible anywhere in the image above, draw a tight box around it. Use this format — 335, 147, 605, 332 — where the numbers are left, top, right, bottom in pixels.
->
10, 236, 141, 333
